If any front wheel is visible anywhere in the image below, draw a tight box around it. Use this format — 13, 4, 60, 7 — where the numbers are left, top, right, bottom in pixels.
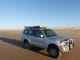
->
48, 46, 61, 58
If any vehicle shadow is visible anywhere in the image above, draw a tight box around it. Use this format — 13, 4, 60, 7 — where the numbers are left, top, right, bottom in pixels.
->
0, 37, 53, 58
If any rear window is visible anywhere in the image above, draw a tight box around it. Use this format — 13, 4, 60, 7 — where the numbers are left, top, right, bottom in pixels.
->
23, 29, 28, 35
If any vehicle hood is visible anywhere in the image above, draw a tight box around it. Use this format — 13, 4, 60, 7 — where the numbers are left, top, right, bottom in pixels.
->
48, 35, 69, 42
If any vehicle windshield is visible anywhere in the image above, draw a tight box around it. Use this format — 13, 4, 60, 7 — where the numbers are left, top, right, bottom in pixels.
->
43, 29, 57, 37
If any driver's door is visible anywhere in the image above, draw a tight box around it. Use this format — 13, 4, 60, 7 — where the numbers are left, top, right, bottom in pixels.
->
33, 30, 46, 48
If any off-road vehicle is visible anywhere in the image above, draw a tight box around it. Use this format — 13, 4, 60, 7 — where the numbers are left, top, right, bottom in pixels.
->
21, 26, 74, 58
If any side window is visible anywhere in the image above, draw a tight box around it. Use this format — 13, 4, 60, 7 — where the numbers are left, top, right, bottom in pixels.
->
23, 29, 28, 35
35, 30, 43, 37
28, 30, 34, 36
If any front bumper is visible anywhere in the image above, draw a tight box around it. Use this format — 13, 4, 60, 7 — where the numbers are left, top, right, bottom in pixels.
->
59, 39, 74, 52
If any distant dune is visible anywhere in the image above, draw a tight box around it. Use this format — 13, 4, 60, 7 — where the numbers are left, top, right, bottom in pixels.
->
53, 27, 80, 30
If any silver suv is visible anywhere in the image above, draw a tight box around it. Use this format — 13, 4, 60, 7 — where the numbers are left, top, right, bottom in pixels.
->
21, 26, 74, 58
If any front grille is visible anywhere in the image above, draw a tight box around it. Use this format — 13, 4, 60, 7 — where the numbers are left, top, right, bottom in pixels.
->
69, 40, 73, 50
63, 39, 73, 51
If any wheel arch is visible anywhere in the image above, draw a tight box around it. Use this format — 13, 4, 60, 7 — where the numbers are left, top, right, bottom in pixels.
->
23, 39, 29, 43
47, 44, 59, 52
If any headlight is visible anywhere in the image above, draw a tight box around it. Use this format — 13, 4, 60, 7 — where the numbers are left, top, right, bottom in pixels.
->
60, 39, 69, 46
61, 42, 66, 46
69, 39, 73, 42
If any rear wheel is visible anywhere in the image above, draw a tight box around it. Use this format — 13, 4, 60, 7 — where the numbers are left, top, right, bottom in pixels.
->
48, 46, 61, 58
23, 40, 29, 49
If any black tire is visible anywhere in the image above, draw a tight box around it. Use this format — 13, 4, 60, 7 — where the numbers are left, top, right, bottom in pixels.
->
23, 40, 29, 49
48, 46, 61, 59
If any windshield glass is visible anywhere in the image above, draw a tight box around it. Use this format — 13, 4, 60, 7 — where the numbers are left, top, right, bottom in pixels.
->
43, 29, 57, 37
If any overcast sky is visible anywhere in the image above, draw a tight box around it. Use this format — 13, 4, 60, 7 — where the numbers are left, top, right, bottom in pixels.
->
0, 0, 80, 29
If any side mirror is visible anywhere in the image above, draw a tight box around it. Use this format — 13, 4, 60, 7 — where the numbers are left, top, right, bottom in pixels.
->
40, 35, 44, 38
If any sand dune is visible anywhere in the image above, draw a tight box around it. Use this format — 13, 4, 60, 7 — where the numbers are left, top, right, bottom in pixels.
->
0, 30, 79, 60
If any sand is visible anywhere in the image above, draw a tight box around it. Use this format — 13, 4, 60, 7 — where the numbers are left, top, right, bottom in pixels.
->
0, 30, 79, 60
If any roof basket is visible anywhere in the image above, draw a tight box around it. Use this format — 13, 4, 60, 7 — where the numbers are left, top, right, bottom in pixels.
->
24, 26, 47, 30
25, 26, 40, 29
32, 26, 40, 29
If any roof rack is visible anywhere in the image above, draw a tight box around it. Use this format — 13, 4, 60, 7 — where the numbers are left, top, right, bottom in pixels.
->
25, 26, 40, 29
24, 26, 47, 30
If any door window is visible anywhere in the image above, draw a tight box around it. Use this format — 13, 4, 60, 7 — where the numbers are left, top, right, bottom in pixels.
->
35, 30, 43, 37
28, 30, 35, 36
